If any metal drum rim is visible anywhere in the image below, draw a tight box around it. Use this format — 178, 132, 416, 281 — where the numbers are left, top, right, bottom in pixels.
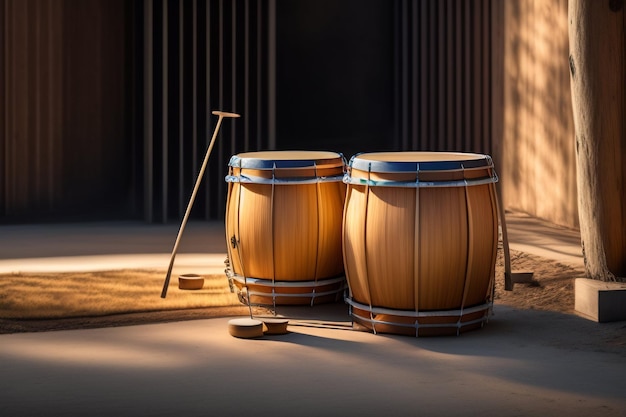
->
347, 151, 494, 173
228, 150, 345, 170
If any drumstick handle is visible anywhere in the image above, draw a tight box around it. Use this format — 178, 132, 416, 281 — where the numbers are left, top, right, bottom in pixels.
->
161, 111, 240, 298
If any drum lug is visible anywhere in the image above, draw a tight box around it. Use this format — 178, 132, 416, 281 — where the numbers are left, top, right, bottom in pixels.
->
237, 289, 249, 306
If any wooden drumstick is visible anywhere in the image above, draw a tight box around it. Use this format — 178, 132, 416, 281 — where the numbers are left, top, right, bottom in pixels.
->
160, 110, 240, 298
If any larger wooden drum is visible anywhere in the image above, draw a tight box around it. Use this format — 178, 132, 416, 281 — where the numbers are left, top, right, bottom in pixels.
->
225, 151, 346, 307
342, 152, 499, 336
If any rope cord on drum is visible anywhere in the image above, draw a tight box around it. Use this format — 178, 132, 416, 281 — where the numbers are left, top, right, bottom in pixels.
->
312, 160, 320, 306
413, 163, 421, 336
233, 162, 254, 320
270, 162, 277, 313
364, 162, 376, 333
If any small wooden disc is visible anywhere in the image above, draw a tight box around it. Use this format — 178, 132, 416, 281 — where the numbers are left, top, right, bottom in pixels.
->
228, 318, 264, 339
262, 318, 289, 335
178, 274, 204, 290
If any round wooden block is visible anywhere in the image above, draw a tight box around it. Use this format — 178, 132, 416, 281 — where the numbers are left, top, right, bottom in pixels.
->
262, 318, 289, 335
228, 318, 264, 339
178, 274, 204, 290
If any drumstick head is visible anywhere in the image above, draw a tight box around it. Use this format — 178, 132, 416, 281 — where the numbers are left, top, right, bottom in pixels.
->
212, 110, 241, 118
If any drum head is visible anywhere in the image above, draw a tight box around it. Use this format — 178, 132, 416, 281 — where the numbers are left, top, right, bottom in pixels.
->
345, 151, 497, 187
226, 150, 345, 183
229, 150, 344, 170
348, 151, 492, 173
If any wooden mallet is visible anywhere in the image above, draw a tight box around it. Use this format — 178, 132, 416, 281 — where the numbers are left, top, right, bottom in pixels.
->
160, 110, 240, 298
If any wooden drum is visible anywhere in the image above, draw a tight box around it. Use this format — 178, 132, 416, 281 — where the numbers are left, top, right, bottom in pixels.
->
342, 152, 499, 336
225, 151, 346, 307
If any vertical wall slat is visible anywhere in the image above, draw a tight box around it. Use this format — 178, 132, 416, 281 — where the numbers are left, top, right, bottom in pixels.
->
408, 3, 420, 149
427, 1, 436, 150
34, 2, 41, 197
204, 0, 211, 219
144, 0, 154, 223
243, 0, 249, 151
230, 0, 236, 158
437, 1, 445, 150
48, 0, 62, 209
214, 0, 224, 218
490, 0, 504, 176
8, 0, 13, 210
419, 1, 428, 151
1, 0, 6, 217
178, 0, 184, 216
267, 0, 276, 149
461, 1, 472, 150
7, 0, 12, 210
445, 0, 454, 150
454, 0, 463, 151
40, 0, 50, 205
392, 0, 400, 149
161, 0, 168, 223
192, 0, 197, 179
472, 0, 482, 153
256, 0, 262, 150
13, 0, 24, 208
218, 0, 223, 110
400, 0, 408, 150
482, 1, 490, 153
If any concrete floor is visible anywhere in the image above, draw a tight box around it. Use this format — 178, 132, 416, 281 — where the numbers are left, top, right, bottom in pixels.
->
1, 213, 625, 417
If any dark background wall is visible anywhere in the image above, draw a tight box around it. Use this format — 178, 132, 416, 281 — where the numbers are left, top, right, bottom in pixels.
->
276, 0, 395, 159
2, 0, 579, 228
1, 0, 134, 223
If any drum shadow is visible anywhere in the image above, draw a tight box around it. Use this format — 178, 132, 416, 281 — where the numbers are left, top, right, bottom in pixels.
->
242, 305, 626, 406
247, 301, 374, 350
268, 306, 626, 404
254, 300, 353, 323
246, 321, 368, 353
365, 305, 626, 402
387, 305, 626, 357
253, 302, 626, 361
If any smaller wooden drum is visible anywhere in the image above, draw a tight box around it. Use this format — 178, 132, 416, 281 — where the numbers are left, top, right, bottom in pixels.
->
342, 151, 499, 336
225, 150, 347, 308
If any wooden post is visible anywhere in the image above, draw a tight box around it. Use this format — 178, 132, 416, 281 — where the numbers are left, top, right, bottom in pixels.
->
568, 0, 626, 282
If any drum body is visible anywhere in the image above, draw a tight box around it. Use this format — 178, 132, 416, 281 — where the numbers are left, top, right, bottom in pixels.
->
342, 152, 499, 336
225, 151, 346, 307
